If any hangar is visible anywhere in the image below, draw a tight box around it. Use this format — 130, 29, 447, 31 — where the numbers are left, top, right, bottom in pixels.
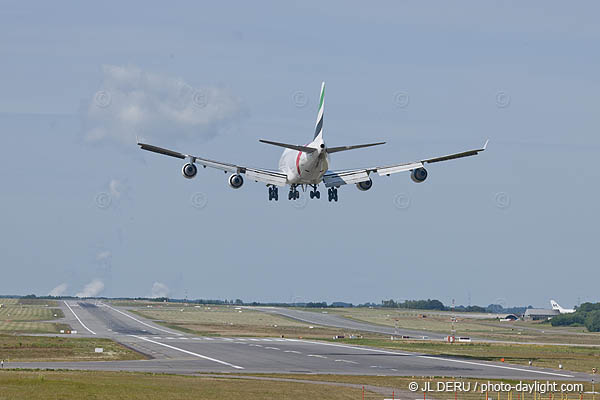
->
523, 308, 559, 320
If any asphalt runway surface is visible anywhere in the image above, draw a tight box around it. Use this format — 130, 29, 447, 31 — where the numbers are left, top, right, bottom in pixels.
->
254, 307, 447, 339
8, 301, 593, 381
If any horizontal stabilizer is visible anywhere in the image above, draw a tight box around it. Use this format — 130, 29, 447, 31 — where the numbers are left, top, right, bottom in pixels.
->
326, 142, 386, 154
259, 139, 317, 153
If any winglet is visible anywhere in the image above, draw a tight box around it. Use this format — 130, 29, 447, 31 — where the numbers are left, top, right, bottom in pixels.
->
483, 139, 489, 150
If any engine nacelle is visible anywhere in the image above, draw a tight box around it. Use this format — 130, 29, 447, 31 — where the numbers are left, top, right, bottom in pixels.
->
228, 174, 244, 189
410, 167, 428, 183
182, 163, 197, 179
356, 179, 373, 191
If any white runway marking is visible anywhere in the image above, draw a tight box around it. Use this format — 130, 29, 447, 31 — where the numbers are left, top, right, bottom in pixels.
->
284, 350, 301, 354
289, 339, 575, 378
63, 301, 96, 335
265, 347, 280, 350
203, 337, 214, 340
100, 303, 182, 336
334, 359, 358, 364
307, 354, 327, 359
130, 335, 243, 369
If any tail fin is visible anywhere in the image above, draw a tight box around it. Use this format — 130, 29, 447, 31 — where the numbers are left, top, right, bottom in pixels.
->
550, 300, 560, 311
314, 81, 325, 140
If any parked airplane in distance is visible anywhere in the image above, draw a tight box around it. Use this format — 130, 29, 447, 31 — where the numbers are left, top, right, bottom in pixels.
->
550, 300, 575, 314
138, 82, 487, 202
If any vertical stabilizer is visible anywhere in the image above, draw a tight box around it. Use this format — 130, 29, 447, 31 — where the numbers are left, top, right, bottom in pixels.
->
314, 82, 325, 140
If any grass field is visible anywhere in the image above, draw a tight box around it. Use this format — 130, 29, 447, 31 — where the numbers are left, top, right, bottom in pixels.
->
0, 298, 67, 334
325, 308, 600, 344
319, 338, 600, 374
0, 306, 63, 322
0, 334, 146, 362
0, 371, 594, 400
0, 371, 367, 400
131, 305, 360, 338
0, 322, 70, 334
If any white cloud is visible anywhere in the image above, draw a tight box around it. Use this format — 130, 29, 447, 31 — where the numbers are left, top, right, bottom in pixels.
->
49, 283, 68, 297
82, 65, 243, 146
151, 282, 170, 298
75, 279, 105, 298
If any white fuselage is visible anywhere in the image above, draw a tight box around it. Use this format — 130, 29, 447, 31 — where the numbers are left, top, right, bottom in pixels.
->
278, 136, 329, 185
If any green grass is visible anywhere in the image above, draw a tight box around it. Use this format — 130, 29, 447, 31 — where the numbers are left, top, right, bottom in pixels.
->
318, 337, 600, 374
17, 298, 58, 306
0, 335, 146, 362
0, 306, 63, 322
0, 322, 70, 334
130, 305, 353, 338
0, 371, 366, 400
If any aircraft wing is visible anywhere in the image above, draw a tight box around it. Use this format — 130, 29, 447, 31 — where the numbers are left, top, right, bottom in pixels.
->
138, 143, 288, 186
323, 141, 488, 187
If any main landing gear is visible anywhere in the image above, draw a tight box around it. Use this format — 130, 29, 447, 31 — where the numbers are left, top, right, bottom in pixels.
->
309, 184, 320, 199
283, 184, 327, 201
327, 187, 338, 202
268, 186, 279, 201
288, 185, 300, 200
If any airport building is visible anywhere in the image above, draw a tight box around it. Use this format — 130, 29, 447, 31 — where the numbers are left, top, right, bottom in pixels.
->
523, 308, 559, 320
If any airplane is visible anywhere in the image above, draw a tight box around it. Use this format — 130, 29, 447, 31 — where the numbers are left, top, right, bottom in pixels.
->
550, 300, 575, 314
138, 82, 488, 202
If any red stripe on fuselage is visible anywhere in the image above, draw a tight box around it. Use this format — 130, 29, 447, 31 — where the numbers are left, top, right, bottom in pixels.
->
296, 151, 302, 175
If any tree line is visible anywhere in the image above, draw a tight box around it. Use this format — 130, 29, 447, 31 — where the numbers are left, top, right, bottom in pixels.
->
549, 302, 600, 332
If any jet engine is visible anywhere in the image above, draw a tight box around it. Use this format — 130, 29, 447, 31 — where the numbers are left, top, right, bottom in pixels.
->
410, 167, 428, 183
356, 179, 373, 191
228, 174, 244, 189
182, 163, 197, 179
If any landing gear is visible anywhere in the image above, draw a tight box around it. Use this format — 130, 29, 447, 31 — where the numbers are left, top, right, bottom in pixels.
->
328, 187, 338, 202
288, 186, 300, 200
309, 185, 320, 199
268, 186, 279, 201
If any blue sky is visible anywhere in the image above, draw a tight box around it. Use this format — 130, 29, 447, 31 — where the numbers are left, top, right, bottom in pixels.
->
1, 1, 598, 307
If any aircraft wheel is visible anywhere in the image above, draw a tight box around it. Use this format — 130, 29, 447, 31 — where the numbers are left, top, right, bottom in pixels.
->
315, 191, 320, 199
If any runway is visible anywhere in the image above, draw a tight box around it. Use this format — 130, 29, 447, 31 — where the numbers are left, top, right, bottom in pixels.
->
9, 301, 592, 381
254, 307, 448, 339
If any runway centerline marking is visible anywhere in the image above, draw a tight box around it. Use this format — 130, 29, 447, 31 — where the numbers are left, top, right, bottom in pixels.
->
288, 339, 574, 378
334, 359, 358, 364
265, 347, 280, 350
130, 335, 243, 370
100, 303, 182, 336
63, 301, 96, 335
